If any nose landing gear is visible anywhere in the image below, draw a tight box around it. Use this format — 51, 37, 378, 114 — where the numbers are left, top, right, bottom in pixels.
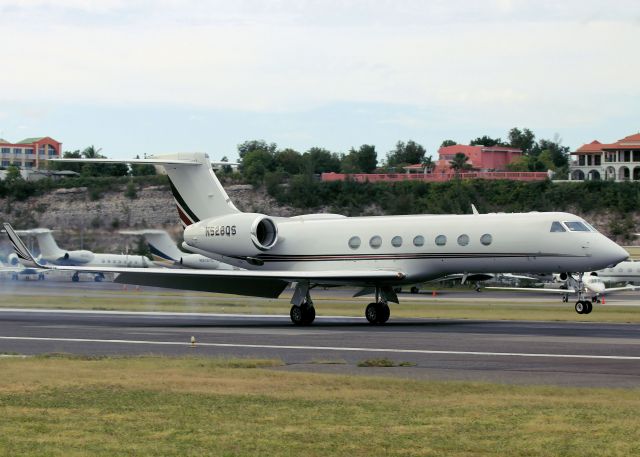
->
574, 300, 593, 314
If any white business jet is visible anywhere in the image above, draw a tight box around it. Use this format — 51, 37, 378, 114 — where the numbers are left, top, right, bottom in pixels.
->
487, 271, 640, 314
16, 228, 152, 282
119, 229, 234, 270
4, 152, 628, 325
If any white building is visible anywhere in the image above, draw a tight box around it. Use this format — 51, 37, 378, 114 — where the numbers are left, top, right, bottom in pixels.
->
570, 133, 640, 181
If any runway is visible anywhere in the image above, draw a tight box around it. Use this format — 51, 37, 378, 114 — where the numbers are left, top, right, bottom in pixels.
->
1, 308, 639, 388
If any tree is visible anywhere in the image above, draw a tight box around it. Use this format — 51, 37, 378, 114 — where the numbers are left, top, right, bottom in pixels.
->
386, 140, 426, 166
79, 146, 128, 177
422, 155, 435, 173
237, 140, 277, 159
508, 127, 536, 154
302, 147, 342, 174
48, 150, 82, 173
440, 139, 457, 148
469, 136, 506, 147
449, 153, 472, 175
220, 155, 233, 174
537, 136, 570, 169
274, 148, 304, 175
342, 144, 378, 173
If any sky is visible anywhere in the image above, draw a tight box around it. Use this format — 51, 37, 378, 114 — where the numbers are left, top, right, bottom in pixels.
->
0, 0, 639, 161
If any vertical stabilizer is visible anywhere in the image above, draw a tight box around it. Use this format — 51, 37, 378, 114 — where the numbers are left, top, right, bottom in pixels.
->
156, 153, 239, 225
15, 228, 65, 260
121, 230, 182, 262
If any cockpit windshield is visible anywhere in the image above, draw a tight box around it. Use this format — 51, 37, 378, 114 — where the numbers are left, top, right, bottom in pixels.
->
550, 221, 566, 232
564, 221, 591, 232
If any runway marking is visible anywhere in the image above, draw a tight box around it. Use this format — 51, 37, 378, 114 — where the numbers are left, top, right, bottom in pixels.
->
1, 336, 639, 361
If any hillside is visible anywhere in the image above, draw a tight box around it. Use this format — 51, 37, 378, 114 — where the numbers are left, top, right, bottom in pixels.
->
1, 178, 638, 257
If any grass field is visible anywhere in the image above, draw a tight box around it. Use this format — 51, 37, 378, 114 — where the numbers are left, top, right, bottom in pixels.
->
2, 285, 640, 323
0, 355, 638, 457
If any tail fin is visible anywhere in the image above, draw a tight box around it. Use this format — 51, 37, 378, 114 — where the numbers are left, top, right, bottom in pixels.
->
3, 223, 44, 268
120, 229, 182, 262
16, 228, 65, 259
51, 153, 239, 226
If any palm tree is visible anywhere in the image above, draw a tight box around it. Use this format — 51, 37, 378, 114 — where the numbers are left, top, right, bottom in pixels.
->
422, 155, 434, 174
82, 145, 102, 158
449, 153, 472, 176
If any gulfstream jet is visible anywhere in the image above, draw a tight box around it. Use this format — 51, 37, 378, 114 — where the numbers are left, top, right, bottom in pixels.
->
119, 229, 234, 270
16, 228, 152, 282
4, 152, 628, 325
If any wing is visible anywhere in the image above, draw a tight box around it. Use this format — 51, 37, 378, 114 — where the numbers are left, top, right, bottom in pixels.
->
485, 286, 577, 294
4, 223, 405, 299
602, 285, 640, 294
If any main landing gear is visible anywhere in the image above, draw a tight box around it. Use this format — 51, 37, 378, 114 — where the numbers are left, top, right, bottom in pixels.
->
571, 272, 593, 315
288, 283, 399, 326
71, 272, 80, 282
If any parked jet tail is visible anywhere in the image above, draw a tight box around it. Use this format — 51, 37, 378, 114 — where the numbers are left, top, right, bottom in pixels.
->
14, 228, 65, 259
120, 229, 182, 262
51, 153, 239, 226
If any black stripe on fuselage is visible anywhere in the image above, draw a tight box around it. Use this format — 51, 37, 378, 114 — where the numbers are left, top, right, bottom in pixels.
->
168, 177, 200, 223
255, 252, 581, 262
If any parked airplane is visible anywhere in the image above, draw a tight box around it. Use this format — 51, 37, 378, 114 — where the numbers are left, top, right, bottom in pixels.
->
119, 229, 234, 270
15, 228, 152, 282
5, 152, 628, 325
593, 260, 640, 285
0, 253, 47, 280
487, 271, 640, 314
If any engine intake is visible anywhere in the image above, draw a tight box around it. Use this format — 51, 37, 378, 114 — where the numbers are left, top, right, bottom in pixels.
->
251, 216, 278, 250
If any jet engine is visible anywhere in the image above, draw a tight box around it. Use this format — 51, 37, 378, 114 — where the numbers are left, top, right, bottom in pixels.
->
184, 213, 279, 257
7, 253, 19, 266
179, 254, 221, 270
59, 250, 95, 264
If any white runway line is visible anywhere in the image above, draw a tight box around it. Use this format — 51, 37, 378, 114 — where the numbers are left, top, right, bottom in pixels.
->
1, 336, 639, 361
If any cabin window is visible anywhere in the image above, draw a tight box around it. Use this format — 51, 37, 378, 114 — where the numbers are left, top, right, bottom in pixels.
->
480, 234, 492, 246
564, 221, 590, 232
413, 235, 424, 247
369, 236, 382, 249
391, 236, 403, 247
457, 234, 469, 246
348, 236, 361, 249
435, 235, 447, 246
550, 222, 566, 232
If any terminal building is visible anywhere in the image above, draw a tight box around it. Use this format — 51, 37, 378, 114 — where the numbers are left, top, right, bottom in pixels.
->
0, 137, 62, 170
570, 133, 640, 181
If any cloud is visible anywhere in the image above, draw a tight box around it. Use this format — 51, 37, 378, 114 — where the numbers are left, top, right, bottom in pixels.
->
0, 0, 638, 134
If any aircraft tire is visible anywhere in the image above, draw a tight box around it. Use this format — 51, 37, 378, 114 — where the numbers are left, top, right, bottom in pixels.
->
585, 301, 593, 314
290, 304, 315, 325
72, 274, 80, 283
574, 301, 586, 314
365, 303, 390, 324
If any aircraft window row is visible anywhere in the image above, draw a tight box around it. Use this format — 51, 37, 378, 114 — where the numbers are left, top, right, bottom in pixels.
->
348, 234, 493, 249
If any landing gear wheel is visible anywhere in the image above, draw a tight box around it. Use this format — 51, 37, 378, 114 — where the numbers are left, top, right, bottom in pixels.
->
410, 286, 419, 294
94, 274, 104, 282
290, 304, 315, 326
575, 301, 587, 314
585, 301, 593, 314
72, 273, 80, 283
365, 303, 390, 324
38, 273, 45, 280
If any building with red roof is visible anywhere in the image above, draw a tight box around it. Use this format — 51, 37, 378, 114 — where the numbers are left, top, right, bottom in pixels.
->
0, 137, 62, 170
570, 133, 640, 181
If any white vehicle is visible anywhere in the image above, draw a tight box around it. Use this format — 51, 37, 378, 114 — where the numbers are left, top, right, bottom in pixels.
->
119, 229, 234, 270
15, 228, 152, 282
5, 152, 628, 325
487, 271, 640, 314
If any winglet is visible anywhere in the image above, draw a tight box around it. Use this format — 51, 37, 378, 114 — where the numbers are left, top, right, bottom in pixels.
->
3, 223, 45, 268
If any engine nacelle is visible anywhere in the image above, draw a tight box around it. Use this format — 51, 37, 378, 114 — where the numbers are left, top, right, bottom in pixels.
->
60, 250, 95, 264
7, 253, 19, 266
179, 254, 221, 270
184, 213, 279, 257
